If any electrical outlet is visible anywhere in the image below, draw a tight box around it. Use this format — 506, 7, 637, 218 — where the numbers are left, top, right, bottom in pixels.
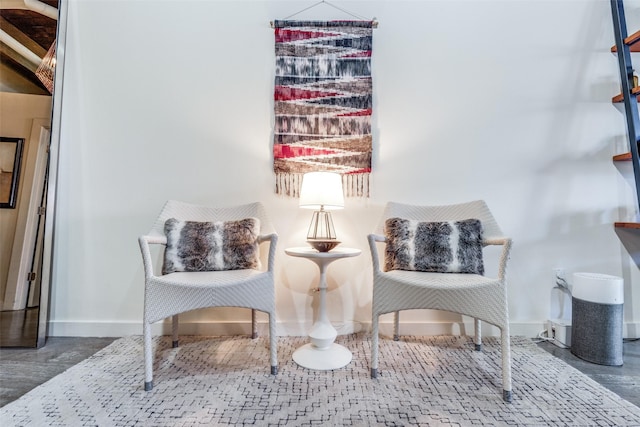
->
548, 319, 571, 348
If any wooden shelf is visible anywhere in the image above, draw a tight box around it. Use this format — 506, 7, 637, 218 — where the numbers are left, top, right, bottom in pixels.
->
613, 152, 632, 161
612, 85, 640, 103
615, 222, 640, 229
615, 223, 640, 267
611, 29, 640, 52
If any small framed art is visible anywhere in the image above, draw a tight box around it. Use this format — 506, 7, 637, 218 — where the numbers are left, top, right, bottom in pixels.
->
0, 137, 25, 208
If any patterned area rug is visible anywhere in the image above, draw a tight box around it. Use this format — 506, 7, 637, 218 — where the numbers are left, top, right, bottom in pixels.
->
2, 334, 639, 426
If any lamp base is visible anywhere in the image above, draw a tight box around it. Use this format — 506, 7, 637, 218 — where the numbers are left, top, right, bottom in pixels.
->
307, 239, 341, 252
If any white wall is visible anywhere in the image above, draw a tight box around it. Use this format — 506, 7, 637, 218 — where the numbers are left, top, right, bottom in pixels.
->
49, 0, 640, 338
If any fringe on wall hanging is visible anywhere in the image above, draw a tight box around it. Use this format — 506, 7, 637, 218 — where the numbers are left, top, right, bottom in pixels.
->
272, 19, 374, 198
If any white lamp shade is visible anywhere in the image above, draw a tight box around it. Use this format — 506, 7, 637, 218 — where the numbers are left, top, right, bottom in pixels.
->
299, 172, 344, 210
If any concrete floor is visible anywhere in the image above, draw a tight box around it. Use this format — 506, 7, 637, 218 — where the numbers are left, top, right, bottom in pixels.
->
0, 337, 638, 408
537, 338, 640, 407
0, 337, 116, 407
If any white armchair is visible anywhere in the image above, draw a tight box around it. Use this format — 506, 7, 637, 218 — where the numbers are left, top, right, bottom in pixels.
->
368, 200, 513, 402
138, 200, 278, 391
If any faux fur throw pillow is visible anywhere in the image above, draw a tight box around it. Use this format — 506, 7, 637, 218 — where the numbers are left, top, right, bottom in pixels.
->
163, 218, 260, 274
384, 218, 484, 274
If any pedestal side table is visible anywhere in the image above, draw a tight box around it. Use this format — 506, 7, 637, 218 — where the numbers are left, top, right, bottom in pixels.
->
285, 246, 361, 370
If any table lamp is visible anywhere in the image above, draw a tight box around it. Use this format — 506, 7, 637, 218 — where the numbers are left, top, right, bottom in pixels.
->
299, 171, 344, 252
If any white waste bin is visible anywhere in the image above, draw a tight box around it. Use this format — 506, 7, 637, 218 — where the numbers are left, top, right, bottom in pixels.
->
571, 272, 624, 366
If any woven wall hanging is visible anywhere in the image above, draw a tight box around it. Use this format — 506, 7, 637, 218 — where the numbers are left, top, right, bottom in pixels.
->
272, 20, 374, 198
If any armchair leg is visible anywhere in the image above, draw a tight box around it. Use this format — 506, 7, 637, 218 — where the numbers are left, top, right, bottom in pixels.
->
501, 326, 513, 403
143, 320, 153, 391
371, 313, 380, 378
393, 311, 400, 341
268, 311, 277, 375
172, 315, 179, 348
474, 318, 482, 351
252, 309, 258, 339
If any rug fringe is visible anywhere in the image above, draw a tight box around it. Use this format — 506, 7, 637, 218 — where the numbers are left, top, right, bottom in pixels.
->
275, 173, 369, 198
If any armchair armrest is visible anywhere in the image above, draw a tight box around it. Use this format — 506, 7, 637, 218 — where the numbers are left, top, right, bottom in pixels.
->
483, 237, 509, 246
258, 233, 278, 273
138, 235, 167, 280
483, 237, 512, 281
367, 233, 387, 273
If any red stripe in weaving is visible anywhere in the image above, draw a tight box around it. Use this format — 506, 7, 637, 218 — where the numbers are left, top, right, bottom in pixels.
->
275, 86, 339, 101
345, 168, 372, 174
275, 29, 339, 43
338, 109, 372, 117
274, 145, 338, 159
341, 51, 372, 58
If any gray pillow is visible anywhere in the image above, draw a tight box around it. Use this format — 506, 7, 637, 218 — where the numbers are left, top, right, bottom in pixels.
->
163, 217, 260, 274
384, 218, 484, 274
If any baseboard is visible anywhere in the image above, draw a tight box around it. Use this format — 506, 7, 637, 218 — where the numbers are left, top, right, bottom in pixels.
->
47, 319, 640, 339
47, 321, 259, 338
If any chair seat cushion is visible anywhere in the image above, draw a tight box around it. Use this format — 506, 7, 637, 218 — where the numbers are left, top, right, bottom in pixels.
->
384, 218, 484, 274
163, 218, 260, 274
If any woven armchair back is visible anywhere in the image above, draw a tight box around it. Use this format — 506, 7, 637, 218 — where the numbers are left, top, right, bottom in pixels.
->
376, 200, 503, 240
148, 200, 274, 237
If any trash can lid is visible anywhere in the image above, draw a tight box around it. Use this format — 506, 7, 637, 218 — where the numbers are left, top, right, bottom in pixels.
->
572, 272, 623, 304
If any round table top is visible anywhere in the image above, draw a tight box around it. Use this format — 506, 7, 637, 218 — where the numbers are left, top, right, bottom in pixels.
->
285, 246, 361, 259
